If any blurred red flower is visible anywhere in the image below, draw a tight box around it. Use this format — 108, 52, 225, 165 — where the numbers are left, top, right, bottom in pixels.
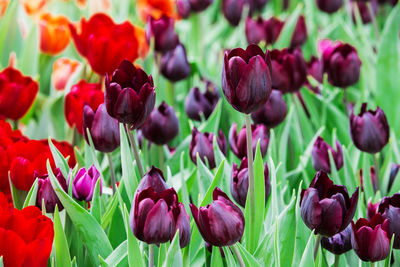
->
0, 67, 39, 120
69, 13, 140, 75
65, 80, 104, 135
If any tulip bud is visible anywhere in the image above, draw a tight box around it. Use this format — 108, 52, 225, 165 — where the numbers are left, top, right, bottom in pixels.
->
316, 0, 343, 14
264, 17, 284, 45
251, 90, 287, 128
105, 60, 156, 128
311, 136, 343, 173
146, 15, 179, 53
321, 225, 352, 255
270, 48, 307, 93
350, 103, 389, 154
71, 165, 102, 202
189, 0, 213, 12
325, 43, 361, 88
36, 168, 67, 213
248, 0, 268, 14
245, 17, 266, 45
222, 44, 272, 114
300, 171, 359, 236
190, 187, 245, 246
39, 12, 71, 55
137, 166, 169, 193
141, 102, 179, 145
307, 56, 324, 83
351, 214, 391, 262
229, 123, 269, 159
177, 0, 191, 18
83, 103, 120, 153
352, 1, 377, 24
387, 163, 400, 193
375, 193, 400, 248
189, 128, 227, 169
367, 200, 379, 220
231, 157, 270, 208
290, 16, 307, 48
160, 43, 191, 82
184, 82, 220, 121
0, 67, 39, 120
222, 0, 245, 26
130, 184, 191, 247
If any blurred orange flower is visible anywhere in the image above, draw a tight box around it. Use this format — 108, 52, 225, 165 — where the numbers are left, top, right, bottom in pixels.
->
0, 0, 9, 17
22, 0, 46, 16
135, 26, 149, 59
39, 13, 71, 55
137, 0, 176, 21
52, 58, 81, 91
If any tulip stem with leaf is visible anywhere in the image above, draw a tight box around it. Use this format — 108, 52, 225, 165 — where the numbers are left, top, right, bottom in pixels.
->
124, 124, 145, 178
334, 255, 340, 267
313, 234, 322, 261
245, 114, 256, 221
231, 245, 245, 267
373, 153, 380, 192
106, 153, 116, 194
158, 146, 164, 173
148, 244, 155, 267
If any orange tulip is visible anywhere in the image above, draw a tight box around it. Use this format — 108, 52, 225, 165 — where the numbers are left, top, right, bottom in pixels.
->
0, 0, 9, 17
39, 13, 71, 55
134, 26, 149, 59
137, 0, 176, 21
52, 58, 81, 91
22, 0, 46, 16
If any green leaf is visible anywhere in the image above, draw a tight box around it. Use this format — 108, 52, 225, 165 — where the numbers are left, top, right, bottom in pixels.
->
23, 178, 38, 208
222, 246, 236, 267
158, 243, 167, 267
210, 245, 223, 267
47, 162, 112, 266
19, 25, 38, 77
235, 243, 262, 267
9, 175, 27, 210
299, 231, 315, 267
90, 179, 102, 223
384, 235, 395, 267
199, 100, 222, 134
48, 138, 70, 178
54, 206, 72, 267
277, 194, 297, 267
163, 232, 183, 267
274, 4, 303, 49
100, 240, 128, 267
199, 159, 225, 206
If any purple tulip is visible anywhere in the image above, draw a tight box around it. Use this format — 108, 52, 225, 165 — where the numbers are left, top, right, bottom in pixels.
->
141, 102, 179, 145
270, 48, 307, 94
307, 56, 324, 83
316, 0, 343, 13
136, 166, 169, 193
251, 90, 287, 128
231, 157, 270, 208
130, 186, 191, 247
190, 187, 245, 246
146, 15, 179, 53
352, 1, 378, 24
222, 0, 245, 26
311, 136, 343, 173
160, 43, 191, 82
36, 168, 67, 213
350, 103, 390, 154
229, 123, 269, 159
105, 60, 155, 128
184, 82, 220, 121
83, 103, 120, 153
189, 0, 213, 12
321, 225, 352, 255
300, 171, 359, 236
245, 17, 265, 45
248, 0, 269, 14
71, 165, 102, 202
290, 16, 308, 48
177, 0, 191, 18
221, 44, 272, 114
189, 128, 227, 169
351, 214, 391, 262
264, 17, 284, 45
388, 163, 400, 193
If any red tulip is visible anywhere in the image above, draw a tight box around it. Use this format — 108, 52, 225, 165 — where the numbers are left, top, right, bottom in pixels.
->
69, 13, 140, 75
65, 80, 104, 135
0, 67, 38, 120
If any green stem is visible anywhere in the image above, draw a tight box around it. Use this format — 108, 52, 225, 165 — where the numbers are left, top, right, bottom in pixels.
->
314, 234, 322, 261
166, 81, 175, 107
245, 114, 256, 236
367, 2, 380, 41
124, 124, 145, 178
12, 120, 18, 130
148, 244, 155, 267
158, 145, 165, 173
106, 153, 117, 195
373, 153, 380, 193
231, 245, 245, 267
334, 254, 340, 267
343, 89, 349, 116
370, 262, 376, 267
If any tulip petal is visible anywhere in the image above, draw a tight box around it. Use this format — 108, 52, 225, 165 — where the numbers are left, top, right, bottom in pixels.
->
368, 225, 390, 262
143, 199, 175, 244
300, 188, 322, 231
317, 197, 342, 236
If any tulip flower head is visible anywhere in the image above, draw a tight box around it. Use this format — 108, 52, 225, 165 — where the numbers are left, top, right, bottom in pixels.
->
290, 15, 308, 48
105, 60, 156, 128
36, 168, 67, 213
160, 43, 191, 82
52, 58, 81, 91
300, 171, 359, 236
229, 123, 269, 159
190, 187, 245, 247
146, 15, 179, 53
71, 165, 102, 202
39, 12, 71, 55
222, 44, 272, 114
321, 225, 352, 255
311, 136, 343, 173
316, 0, 343, 14
184, 82, 220, 121
251, 90, 287, 128
222, 0, 245, 26
307, 56, 324, 83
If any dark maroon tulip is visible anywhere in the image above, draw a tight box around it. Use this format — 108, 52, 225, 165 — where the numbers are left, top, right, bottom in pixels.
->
177, 0, 191, 18
141, 102, 179, 145
71, 165, 102, 202
351, 214, 391, 262
245, 17, 266, 45
316, 0, 343, 13
184, 83, 220, 121
190, 187, 245, 247
264, 17, 284, 45
290, 16, 308, 48
270, 48, 307, 94
300, 171, 359, 237
325, 43, 361, 88
352, 1, 378, 24
350, 103, 390, 154
105, 60, 155, 128
189, 128, 227, 169
321, 225, 352, 255
137, 166, 169, 193
221, 44, 272, 114
36, 168, 67, 213
189, 0, 213, 12
319, 39, 341, 69
251, 90, 287, 128
222, 0, 245, 26
311, 136, 343, 173
248, 0, 269, 14
83, 103, 120, 153
160, 43, 191, 82
307, 56, 324, 83
129, 186, 191, 247
367, 200, 379, 220
146, 15, 179, 53
231, 157, 270, 208
229, 123, 269, 159
388, 163, 400, 193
